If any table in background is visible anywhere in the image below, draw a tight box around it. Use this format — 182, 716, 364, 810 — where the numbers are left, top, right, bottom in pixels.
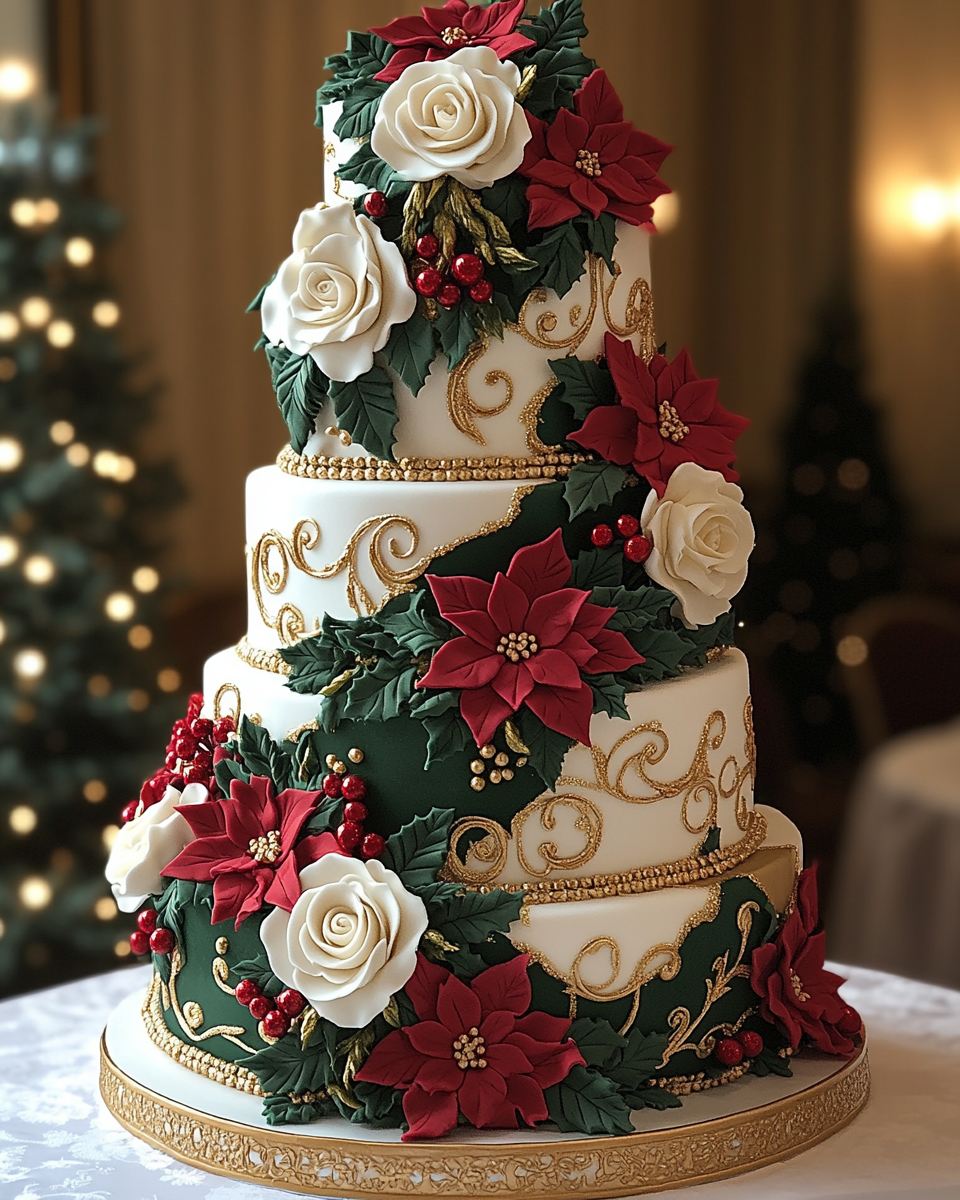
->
1, 963, 959, 1199
831, 719, 960, 990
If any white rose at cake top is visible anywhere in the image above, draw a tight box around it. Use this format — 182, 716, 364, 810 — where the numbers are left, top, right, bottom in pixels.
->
371, 46, 531, 189
105, 783, 207, 913
260, 852, 428, 1029
641, 462, 755, 628
260, 202, 416, 383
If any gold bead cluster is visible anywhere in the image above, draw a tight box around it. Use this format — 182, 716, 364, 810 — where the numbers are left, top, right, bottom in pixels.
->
658, 400, 690, 443
277, 445, 590, 483
496, 630, 539, 663
248, 829, 281, 863
452, 1028, 487, 1069
650, 1059, 751, 1095
575, 149, 603, 177
470, 742, 527, 791
441, 25, 470, 45
289, 1089, 328, 1105
324, 424, 353, 447
790, 971, 811, 1003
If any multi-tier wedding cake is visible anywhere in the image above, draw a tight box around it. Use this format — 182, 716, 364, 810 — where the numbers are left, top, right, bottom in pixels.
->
105, 0, 861, 1143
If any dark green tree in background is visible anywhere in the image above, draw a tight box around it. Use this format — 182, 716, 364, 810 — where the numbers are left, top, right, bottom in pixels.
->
742, 297, 903, 772
0, 114, 184, 996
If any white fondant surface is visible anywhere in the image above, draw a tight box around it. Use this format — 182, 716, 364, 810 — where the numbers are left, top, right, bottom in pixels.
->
321, 101, 365, 203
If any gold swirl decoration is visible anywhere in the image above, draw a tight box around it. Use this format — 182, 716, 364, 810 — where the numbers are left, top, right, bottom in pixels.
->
447, 338, 514, 444
100, 1027, 869, 1196
151, 949, 257, 1056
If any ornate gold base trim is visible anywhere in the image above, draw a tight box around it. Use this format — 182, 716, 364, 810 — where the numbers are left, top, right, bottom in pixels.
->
100, 1031, 869, 1199
277, 444, 590, 482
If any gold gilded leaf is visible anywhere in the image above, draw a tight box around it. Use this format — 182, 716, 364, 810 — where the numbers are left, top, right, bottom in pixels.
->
422, 928, 459, 954
516, 63, 538, 103
382, 996, 401, 1028
319, 667, 356, 696
504, 720, 530, 755
300, 1005, 319, 1049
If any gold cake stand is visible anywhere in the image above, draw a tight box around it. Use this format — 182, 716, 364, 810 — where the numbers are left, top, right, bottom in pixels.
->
100, 1006, 869, 1198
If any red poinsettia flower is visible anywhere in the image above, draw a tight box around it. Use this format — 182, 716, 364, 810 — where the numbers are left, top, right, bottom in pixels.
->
355, 952, 583, 1140
570, 332, 750, 497
518, 69, 671, 230
750, 864, 861, 1055
417, 529, 643, 747
370, 0, 535, 83
161, 774, 341, 929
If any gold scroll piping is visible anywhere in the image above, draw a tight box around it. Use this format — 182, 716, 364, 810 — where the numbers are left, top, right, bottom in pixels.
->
447, 337, 514, 444
154, 951, 257, 1055
213, 683, 241, 721
276, 445, 589, 482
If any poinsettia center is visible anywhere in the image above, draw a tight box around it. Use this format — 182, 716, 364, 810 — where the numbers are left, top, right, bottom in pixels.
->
452, 1027, 487, 1069
575, 148, 602, 178
496, 630, 539, 663
658, 399, 690, 443
441, 25, 470, 45
790, 970, 811, 1003
248, 829, 282, 864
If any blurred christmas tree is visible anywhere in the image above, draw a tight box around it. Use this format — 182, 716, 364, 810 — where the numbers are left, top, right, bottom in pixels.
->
743, 296, 904, 770
0, 110, 184, 996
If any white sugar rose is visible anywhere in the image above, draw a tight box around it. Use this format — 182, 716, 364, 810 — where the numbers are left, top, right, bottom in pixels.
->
105, 783, 208, 913
260, 201, 416, 383
641, 462, 755, 628
371, 46, 531, 189
260, 853, 428, 1029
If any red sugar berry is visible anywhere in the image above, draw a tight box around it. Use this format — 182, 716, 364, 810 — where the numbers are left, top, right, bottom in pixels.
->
164, 751, 178, 770
715, 1037, 744, 1067
213, 716, 236, 743
337, 820, 363, 851
234, 978, 261, 1007
248, 994, 272, 1021
322, 774, 342, 799
262, 1008, 290, 1039
591, 524, 614, 548
276, 988, 307, 1017
624, 534, 652, 564
343, 800, 368, 824
451, 253, 484, 286
415, 233, 439, 260
469, 278, 494, 304
190, 717, 213, 741
181, 764, 208, 786
415, 267, 443, 297
120, 800, 139, 824
129, 930, 150, 956
149, 927, 175, 955
616, 513, 640, 538
736, 1030, 764, 1058
173, 719, 190, 737
341, 775, 367, 802
361, 831, 386, 859
174, 734, 197, 759
438, 282, 462, 309
836, 1005, 861, 1037
363, 191, 388, 219
136, 908, 157, 934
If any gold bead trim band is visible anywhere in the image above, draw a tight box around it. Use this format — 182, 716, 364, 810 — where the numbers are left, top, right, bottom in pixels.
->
235, 636, 291, 676
454, 810, 768, 905
277, 445, 591, 482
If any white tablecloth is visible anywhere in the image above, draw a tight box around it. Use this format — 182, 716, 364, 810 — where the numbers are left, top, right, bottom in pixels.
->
1, 963, 958, 1199
831, 720, 960, 990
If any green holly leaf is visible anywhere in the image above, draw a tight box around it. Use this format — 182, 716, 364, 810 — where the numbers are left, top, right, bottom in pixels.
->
563, 461, 631, 519
246, 279, 271, 313
609, 1029, 671, 1092
586, 673, 630, 720
381, 808, 454, 890
421, 706, 473, 769
749, 1043, 794, 1078
569, 545, 624, 590
279, 634, 343, 695
333, 79, 388, 141
430, 888, 524, 945
376, 591, 449, 657
328, 363, 398, 461
350, 1078, 404, 1126
523, 44, 596, 118
549, 355, 617, 420
318, 31, 394, 106
515, 707, 575, 790
545, 1065, 634, 1136
383, 311, 437, 397
434, 300, 478, 370
231, 956, 285, 999
337, 142, 409, 199
265, 345, 327, 455
335, 659, 420, 725
578, 212, 618, 274
481, 175, 528, 230
522, 0, 589, 49
213, 754, 249, 798
679, 610, 736, 666
241, 1037, 330, 1097
621, 626, 691, 682
154, 879, 211, 958
237, 715, 294, 788
528, 221, 588, 298
589, 584, 674, 633
623, 1087, 683, 1111
567, 1017, 628, 1070
262, 1093, 335, 1125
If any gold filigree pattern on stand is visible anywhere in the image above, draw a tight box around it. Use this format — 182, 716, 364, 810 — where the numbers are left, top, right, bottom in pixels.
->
276, 445, 589, 482
100, 1028, 870, 1198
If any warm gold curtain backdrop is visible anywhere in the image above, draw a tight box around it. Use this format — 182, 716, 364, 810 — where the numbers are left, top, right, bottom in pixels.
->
88, 0, 856, 593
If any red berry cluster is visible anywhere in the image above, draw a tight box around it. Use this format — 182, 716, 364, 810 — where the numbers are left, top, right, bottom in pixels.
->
362, 190, 389, 219
129, 906, 175, 957
234, 977, 306, 1039
321, 769, 385, 859
591, 514, 652, 564
412, 235, 493, 310
714, 1028, 764, 1067
121, 694, 238, 824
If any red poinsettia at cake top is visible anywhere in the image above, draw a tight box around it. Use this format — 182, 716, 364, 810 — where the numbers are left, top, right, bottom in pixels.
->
518, 69, 672, 230
370, 0, 535, 82
355, 952, 583, 1140
750, 864, 861, 1056
161, 774, 341, 929
417, 529, 643, 747
570, 333, 751, 497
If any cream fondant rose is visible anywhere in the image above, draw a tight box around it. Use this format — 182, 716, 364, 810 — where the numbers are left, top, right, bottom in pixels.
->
260, 202, 416, 383
640, 462, 755, 627
370, 46, 531, 189
105, 783, 207, 913
260, 854, 428, 1028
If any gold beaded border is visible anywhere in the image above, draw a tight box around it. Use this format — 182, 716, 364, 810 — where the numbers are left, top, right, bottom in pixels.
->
100, 1033, 869, 1199
235, 636, 290, 676
277, 445, 591, 482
